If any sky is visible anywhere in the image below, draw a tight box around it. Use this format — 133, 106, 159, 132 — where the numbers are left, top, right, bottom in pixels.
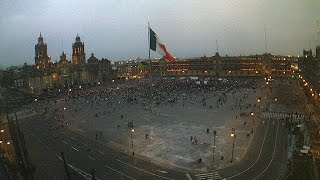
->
0, 0, 320, 68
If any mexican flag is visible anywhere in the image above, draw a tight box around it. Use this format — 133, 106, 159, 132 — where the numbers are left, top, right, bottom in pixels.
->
149, 28, 175, 62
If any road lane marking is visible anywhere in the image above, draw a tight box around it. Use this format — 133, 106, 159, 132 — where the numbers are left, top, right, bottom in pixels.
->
82, 143, 89, 147
88, 156, 95, 160
186, 173, 192, 180
62, 140, 68, 144
69, 164, 101, 180
45, 146, 50, 150
225, 119, 271, 179
56, 154, 62, 161
71, 137, 77, 141
116, 159, 174, 180
252, 120, 280, 179
157, 170, 168, 174
98, 151, 105, 155
105, 165, 136, 180
72, 146, 79, 152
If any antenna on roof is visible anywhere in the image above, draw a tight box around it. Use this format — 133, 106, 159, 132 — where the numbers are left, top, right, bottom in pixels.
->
216, 40, 219, 53
317, 20, 320, 45
264, 25, 267, 53
62, 40, 64, 52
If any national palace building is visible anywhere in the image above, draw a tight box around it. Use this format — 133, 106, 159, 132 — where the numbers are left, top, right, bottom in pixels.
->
116, 52, 292, 79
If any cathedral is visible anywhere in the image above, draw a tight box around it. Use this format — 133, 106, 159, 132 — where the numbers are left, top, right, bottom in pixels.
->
21, 33, 113, 94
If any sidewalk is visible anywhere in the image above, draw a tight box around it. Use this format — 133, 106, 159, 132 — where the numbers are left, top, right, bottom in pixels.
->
0, 158, 9, 180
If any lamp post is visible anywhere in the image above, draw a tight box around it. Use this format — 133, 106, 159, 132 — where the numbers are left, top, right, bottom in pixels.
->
257, 97, 261, 118
131, 129, 135, 156
250, 112, 254, 125
230, 128, 236, 163
212, 130, 217, 170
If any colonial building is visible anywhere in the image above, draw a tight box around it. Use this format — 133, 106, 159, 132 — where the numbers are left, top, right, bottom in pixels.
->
148, 53, 291, 78
113, 52, 292, 80
298, 46, 320, 99
11, 33, 114, 94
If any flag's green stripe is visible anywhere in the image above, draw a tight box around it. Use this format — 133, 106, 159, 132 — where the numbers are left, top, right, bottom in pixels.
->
150, 28, 157, 51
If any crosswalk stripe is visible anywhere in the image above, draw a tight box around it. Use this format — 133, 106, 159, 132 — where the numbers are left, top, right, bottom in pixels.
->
261, 112, 305, 120
195, 171, 222, 180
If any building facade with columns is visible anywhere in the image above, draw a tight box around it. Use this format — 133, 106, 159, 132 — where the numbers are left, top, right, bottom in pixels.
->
114, 52, 292, 80
15, 33, 113, 94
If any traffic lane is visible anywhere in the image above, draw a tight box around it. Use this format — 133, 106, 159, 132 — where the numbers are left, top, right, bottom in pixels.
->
221, 120, 276, 179
232, 120, 280, 180
257, 121, 288, 180
22, 119, 179, 180
22, 123, 129, 180
23, 128, 82, 180
218, 118, 270, 177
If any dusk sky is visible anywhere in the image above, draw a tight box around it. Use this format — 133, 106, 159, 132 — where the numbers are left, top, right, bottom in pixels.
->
0, 0, 320, 68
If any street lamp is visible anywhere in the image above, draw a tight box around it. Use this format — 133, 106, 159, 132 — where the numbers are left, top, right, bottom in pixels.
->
230, 128, 236, 163
131, 129, 135, 156
250, 112, 254, 125
212, 130, 217, 170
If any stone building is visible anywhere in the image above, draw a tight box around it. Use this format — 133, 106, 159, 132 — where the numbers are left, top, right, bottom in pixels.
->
19, 34, 113, 94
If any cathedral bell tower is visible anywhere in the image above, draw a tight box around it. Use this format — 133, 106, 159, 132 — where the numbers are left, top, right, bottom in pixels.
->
72, 34, 86, 65
35, 33, 50, 69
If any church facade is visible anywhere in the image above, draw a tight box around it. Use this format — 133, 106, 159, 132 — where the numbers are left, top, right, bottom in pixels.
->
22, 33, 113, 94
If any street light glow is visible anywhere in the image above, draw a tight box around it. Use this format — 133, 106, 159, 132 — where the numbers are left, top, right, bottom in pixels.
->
7, 141, 10, 145
0, 129, 4, 133
131, 129, 135, 133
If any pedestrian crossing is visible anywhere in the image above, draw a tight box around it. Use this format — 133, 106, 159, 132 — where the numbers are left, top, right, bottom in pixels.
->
261, 112, 306, 120
195, 171, 222, 180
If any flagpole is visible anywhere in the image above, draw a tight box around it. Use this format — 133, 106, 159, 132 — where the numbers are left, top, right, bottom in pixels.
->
148, 22, 152, 77
148, 21, 150, 61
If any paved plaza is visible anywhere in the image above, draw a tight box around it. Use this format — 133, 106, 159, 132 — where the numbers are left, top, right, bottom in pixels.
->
52, 78, 265, 171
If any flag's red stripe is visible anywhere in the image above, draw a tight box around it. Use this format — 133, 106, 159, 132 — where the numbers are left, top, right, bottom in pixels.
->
159, 43, 175, 62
